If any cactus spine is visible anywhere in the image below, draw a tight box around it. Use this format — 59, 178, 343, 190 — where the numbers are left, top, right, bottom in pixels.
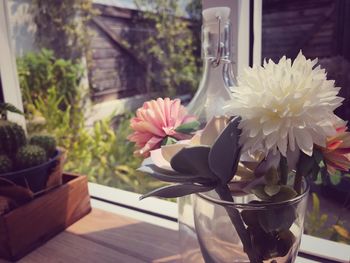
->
16, 145, 48, 169
0, 120, 26, 157
0, 155, 13, 173
30, 135, 57, 158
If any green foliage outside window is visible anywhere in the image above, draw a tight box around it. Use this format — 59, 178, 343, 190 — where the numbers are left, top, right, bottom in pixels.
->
17, 50, 164, 193
305, 193, 350, 244
32, 0, 97, 62
128, 0, 202, 96
17, 49, 83, 111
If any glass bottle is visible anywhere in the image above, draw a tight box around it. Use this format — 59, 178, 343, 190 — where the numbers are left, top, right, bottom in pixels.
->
187, 6, 235, 124
179, 7, 236, 263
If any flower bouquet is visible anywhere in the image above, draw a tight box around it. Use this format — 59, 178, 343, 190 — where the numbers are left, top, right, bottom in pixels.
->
128, 53, 350, 263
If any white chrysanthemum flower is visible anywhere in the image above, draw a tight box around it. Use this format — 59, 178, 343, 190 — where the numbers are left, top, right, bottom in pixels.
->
224, 52, 344, 157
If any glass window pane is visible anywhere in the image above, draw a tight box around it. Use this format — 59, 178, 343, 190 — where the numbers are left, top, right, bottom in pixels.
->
9, 0, 202, 195
262, 0, 350, 245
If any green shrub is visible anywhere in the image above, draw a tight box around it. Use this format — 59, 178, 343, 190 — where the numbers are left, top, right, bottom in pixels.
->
25, 86, 164, 193
17, 49, 165, 193
17, 49, 83, 112
305, 193, 350, 244
130, 0, 201, 96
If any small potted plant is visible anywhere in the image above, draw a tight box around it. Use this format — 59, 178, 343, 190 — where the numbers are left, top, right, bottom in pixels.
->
0, 103, 63, 194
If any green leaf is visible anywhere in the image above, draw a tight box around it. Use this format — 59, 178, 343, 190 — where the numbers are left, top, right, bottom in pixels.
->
264, 185, 281, 196
175, 121, 200, 134
314, 170, 323, 185
311, 162, 321, 181
251, 185, 271, 201
241, 209, 260, 227
311, 193, 320, 214
271, 186, 298, 202
208, 116, 241, 184
313, 148, 324, 165
264, 167, 279, 185
296, 152, 316, 178
276, 230, 296, 257
0, 103, 23, 116
138, 164, 211, 183
279, 156, 288, 185
161, 136, 177, 146
170, 146, 216, 179
329, 173, 342, 185
139, 183, 213, 199
258, 206, 296, 233
320, 214, 328, 224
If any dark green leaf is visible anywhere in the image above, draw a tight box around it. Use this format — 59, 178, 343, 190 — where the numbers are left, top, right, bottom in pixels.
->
279, 156, 288, 185
251, 185, 271, 201
138, 164, 210, 183
314, 170, 323, 185
264, 185, 281, 196
175, 121, 200, 134
271, 186, 298, 202
311, 162, 321, 181
0, 103, 23, 116
139, 183, 213, 199
161, 136, 178, 146
264, 167, 279, 185
258, 206, 296, 233
276, 230, 296, 258
208, 116, 241, 184
241, 209, 260, 227
313, 148, 324, 165
170, 146, 216, 179
321, 167, 330, 185
329, 173, 342, 185
296, 151, 316, 178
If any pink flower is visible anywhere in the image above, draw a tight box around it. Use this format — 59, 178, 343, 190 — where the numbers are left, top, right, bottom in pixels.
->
127, 98, 197, 157
320, 126, 350, 174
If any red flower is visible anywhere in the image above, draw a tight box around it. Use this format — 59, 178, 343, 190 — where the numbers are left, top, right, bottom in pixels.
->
320, 126, 350, 174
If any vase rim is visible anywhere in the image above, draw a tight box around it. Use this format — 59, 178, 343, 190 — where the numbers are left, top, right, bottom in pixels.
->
196, 180, 310, 209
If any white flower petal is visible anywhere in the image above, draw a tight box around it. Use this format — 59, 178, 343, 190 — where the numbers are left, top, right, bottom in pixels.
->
294, 128, 313, 156
224, 52, 343, 157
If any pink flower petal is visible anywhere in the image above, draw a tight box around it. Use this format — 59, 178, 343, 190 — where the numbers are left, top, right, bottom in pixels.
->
137, 136, 163, 157
127, 98, 197, 156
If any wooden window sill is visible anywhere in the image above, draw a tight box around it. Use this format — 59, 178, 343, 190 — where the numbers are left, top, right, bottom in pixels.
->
1, 183, 348, 262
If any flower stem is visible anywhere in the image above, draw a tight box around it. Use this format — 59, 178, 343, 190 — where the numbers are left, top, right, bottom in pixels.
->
294, 172, 303, 194
194, 211, 216, 263
279, 156, 288, 185
215, 185, 262, 263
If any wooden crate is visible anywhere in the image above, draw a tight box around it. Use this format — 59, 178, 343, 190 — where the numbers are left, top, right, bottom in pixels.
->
0, 173, 91, 261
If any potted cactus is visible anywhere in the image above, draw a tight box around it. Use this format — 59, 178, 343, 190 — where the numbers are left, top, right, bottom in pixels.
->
0, 103, 63, 193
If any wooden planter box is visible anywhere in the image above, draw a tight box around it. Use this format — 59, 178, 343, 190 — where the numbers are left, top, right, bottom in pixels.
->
0, 173, 91, 261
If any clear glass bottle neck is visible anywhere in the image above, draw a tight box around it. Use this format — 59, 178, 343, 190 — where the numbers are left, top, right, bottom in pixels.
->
187, 17, 235, 124
202, 19, 232, 62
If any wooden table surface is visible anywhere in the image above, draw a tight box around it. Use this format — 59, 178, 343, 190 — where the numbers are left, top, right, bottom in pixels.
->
0, 207, 345, 263
3, 208, 182, 263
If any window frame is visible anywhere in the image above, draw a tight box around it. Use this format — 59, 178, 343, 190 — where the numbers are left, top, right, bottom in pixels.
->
0, 0, 25, 127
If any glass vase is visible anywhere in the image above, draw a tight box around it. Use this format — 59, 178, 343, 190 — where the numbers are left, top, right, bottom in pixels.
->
179, 183, 309, 263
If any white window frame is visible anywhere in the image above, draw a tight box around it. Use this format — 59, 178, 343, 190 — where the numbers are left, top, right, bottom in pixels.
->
0, 0, 25, 127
